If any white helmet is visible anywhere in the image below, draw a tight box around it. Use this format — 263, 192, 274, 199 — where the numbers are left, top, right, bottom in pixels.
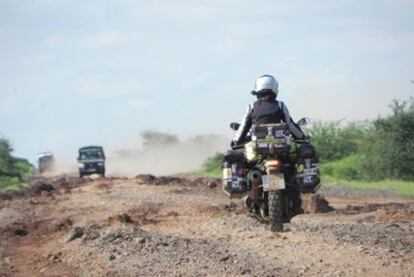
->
254, 74, 279, 95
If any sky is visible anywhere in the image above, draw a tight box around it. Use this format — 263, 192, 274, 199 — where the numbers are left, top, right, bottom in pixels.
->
0, 0, 413, 163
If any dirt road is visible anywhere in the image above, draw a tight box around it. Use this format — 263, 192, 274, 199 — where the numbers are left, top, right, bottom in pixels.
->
1, 176, 413, 276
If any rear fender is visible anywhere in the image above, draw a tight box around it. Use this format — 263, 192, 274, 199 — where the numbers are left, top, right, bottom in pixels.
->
263, 160, 285, 191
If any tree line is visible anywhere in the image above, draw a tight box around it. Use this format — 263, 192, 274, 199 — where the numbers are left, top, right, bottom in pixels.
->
309, 98, 414, 180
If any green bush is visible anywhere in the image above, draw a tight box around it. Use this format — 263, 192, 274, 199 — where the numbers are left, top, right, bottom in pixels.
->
0, 176, 26, 191
202, 152, 223, 177
308, 98, 414, 181
12, 158, 34, 179
0, 136, 33, 191
360, 98, 414, 180
321, 154, 363, 180
0, 137, 14, 175
306, 121, 367, 162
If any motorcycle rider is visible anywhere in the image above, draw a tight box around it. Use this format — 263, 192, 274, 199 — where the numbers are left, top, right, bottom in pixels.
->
232, 74, 306, 146
225, 75, 319, 226
229, 74, 309, 221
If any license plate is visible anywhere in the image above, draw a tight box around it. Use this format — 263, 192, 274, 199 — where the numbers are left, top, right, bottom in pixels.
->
304, 175, 314, 184
262, 174, 285, 191
304, 167, 318, 175
231, 179, 241, 189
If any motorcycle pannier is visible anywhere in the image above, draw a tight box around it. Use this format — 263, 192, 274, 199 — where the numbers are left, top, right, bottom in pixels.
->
222, 150, 248, 197
251, 124, 291, 156
295, 144, 320, 193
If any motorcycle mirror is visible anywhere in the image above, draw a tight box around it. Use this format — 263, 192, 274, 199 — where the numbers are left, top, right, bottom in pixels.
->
230, 122, 240, 130
297, 117, 310, 126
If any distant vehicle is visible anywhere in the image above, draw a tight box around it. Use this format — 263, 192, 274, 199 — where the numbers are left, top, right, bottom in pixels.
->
37, 152, 55, 174
77, 146, 106, 178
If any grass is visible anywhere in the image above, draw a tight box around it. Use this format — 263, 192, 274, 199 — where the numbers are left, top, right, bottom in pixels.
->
322, 175, 414, 197
320, 154, 363, 180
320, 154, 414, 197
0, 176, 27, 193
201, 167, 221, 178
179, 169, 221, 178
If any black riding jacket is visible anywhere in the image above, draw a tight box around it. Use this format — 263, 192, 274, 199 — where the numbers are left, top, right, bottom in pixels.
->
232, 99, 305, 144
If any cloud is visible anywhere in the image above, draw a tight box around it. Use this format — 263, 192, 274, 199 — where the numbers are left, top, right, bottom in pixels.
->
0, 94, 19, 115
43, 31, 138, 48
126, 1, 223, 24
0, 89, 46, 116
398, 0, 414, 4
129, 99, 153, 110
211, 38, 245, 59
73, 75, 146, 97
179, 72, 213, 90
283, 71, 334, 93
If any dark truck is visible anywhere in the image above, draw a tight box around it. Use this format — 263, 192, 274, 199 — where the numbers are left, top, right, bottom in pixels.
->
77, 146, 106, 177
37, 152, 55, 174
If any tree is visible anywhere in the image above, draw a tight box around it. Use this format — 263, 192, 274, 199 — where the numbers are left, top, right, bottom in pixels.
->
140, 130, 179, 149
0, 136, 33, 183
361, 98, 414, 180
307, 121, 367, 162
0, 137, 14, 175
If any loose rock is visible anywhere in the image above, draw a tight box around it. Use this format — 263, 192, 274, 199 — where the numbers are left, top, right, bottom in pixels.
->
64, 227, 85, 243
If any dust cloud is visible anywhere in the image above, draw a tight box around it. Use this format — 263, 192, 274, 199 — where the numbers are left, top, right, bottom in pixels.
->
107, 131, 228, 177
39, 154, 78, 177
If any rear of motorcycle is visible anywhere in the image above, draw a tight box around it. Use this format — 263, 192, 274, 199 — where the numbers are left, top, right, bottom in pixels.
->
223, 124, 291, 231
263, 159, 286, 231
253, 124, 293, 231
224, 122, 320, 232
222, 153, 287, 231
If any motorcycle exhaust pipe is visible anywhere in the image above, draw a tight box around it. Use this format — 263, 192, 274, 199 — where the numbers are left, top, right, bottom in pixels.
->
250, 172, 262, 201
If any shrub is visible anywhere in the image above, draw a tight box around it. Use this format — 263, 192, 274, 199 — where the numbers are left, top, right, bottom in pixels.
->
360, 98, 414, 180
321, 154, 363, 180
202, 152, 224, 177
306, 121, 367, 162
0, 137, 14, 175
0, 136, 33, 191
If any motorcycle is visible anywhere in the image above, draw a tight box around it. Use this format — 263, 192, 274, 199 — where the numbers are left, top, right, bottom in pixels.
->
222, 118, 320, 231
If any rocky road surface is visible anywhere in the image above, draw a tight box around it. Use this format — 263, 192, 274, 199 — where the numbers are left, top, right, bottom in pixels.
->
0, 175, 413, 276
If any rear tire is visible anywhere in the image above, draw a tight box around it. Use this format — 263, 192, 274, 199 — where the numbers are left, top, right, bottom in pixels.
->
243, 195, 251, 209
260, 202, 267, 218
268, 191, 284, 232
